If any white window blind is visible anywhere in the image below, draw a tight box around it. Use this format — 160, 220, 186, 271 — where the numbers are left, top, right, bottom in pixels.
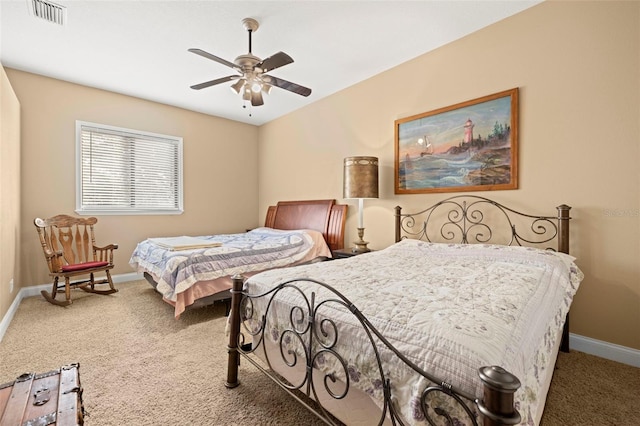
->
76, 121, 183, 215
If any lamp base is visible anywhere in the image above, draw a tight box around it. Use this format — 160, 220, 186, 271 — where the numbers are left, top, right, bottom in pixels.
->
351, 228, 371, 253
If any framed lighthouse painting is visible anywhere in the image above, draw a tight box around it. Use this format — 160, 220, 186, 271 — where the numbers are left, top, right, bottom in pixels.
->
394, 88, 518, 194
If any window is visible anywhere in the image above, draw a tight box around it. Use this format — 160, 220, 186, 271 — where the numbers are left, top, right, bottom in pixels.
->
76, 121, 183, 215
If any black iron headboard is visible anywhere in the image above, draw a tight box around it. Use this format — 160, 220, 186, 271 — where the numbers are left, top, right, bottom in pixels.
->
394, 195, 571, 254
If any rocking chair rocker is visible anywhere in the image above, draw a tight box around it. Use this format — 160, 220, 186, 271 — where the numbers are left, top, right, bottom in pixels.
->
34, 215, 118, 306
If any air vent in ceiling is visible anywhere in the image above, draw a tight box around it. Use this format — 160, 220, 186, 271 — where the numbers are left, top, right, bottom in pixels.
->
29, 0, 66, 26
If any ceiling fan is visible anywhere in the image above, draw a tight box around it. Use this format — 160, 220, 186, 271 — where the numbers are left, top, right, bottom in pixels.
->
188, 17, 312, 107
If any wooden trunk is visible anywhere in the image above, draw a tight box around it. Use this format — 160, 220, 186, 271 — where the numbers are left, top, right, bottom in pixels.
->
0, 363, 84, 425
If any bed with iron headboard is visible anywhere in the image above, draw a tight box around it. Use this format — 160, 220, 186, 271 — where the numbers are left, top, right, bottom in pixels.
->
129, 199, 347, 318
225, 195, 583, 425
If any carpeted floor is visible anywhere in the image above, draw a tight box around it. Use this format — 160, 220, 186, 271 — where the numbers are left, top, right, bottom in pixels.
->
0, 281, 638, 425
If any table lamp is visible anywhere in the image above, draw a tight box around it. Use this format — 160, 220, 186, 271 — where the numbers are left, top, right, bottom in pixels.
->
343, 156, 379, 253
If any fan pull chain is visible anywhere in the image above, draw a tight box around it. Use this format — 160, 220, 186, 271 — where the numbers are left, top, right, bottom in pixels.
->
242, 100, 252, 117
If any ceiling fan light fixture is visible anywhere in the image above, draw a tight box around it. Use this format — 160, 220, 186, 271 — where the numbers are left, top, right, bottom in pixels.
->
251, 81, 262, 93
251, 91, 264, 106
188, 17, 312, 111
242, 85, 252, 101
230, 79, 245, 94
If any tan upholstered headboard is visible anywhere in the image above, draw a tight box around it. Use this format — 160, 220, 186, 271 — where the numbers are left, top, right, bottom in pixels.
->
264, 200, 347, 251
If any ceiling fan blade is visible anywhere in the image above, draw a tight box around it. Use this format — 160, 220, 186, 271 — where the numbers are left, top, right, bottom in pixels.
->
188, 48, 238, 70
190, 75, 239, 90
251, 91, 264, 107
262, 76, 312, 97
257, 51, 293, 73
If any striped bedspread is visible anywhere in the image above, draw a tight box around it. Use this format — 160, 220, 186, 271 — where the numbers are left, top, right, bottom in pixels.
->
129, 227, 330, 303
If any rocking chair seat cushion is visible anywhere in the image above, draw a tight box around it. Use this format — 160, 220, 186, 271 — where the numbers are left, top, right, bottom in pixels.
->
61, 261, 109, 272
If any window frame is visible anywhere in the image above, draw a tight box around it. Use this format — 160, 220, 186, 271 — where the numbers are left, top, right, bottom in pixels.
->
75, 120, 184, 215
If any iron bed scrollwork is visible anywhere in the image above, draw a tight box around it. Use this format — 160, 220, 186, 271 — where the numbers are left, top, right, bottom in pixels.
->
394, 196, 569, 253
225, 195, 574, 425
226, 276, 522, 426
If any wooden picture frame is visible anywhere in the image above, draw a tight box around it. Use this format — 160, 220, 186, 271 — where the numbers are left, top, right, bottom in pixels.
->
395, 88, 518, 194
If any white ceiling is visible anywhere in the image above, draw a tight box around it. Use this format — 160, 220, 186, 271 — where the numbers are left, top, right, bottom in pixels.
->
0, 0, 541, 126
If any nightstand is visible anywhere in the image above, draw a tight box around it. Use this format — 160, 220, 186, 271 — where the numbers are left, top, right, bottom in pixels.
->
331, 248, 373, 259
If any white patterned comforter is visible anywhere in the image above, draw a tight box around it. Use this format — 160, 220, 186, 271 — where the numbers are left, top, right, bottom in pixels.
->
243, 239, 583, 425
129, 227, 330, 302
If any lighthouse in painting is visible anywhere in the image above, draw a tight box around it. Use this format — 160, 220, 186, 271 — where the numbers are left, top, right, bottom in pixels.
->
463, 118, 474, 143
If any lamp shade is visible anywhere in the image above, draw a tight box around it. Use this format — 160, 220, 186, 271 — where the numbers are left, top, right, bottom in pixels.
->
343, 156, 379, 199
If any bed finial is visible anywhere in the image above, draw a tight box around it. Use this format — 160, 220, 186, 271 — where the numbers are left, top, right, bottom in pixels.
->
394, 206, 402, 243
477, 366, 521, 425
556, 204, 571, 254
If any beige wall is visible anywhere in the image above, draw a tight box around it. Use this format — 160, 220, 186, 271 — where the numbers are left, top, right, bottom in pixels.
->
0, 65, 21, 318
258, 1, 640, 349
2, 1, 638, 351
4, 69, 259, 290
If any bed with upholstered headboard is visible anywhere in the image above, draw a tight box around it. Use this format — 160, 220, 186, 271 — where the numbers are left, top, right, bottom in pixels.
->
226, 195, 583, 425
129, 199, 347, 318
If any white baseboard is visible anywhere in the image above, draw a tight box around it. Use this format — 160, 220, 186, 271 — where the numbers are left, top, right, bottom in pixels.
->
0, 272, 143, 343
2, 279, 639, 368
15, 272, 143, 298
569, 333, 640, 368
0, 289, 25, 344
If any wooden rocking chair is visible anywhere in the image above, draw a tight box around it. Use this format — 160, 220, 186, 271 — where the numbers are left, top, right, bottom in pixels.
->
34, 215, 118, 306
